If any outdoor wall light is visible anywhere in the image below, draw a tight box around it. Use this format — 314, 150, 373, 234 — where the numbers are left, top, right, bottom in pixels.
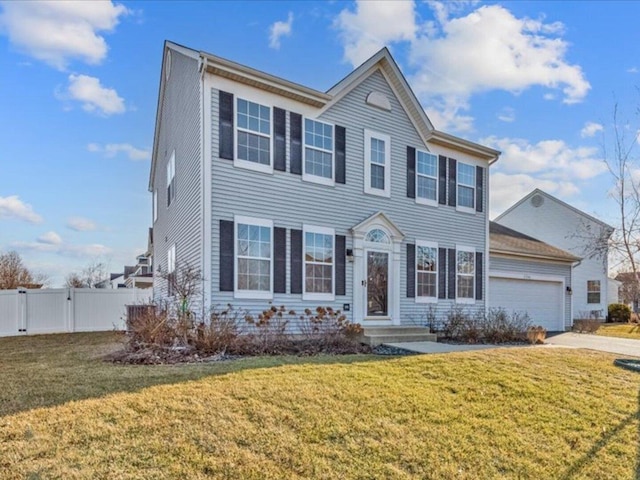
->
566, 286, 573, 295
346, 249, 354, 262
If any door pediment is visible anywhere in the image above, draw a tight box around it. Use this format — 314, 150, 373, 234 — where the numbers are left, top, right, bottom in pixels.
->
351, 211, 404, 242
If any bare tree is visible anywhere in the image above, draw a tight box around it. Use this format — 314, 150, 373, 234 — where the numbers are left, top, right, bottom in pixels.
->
65, 261, 108, 288
159, 262, 202, 316
0, 251, 47, 289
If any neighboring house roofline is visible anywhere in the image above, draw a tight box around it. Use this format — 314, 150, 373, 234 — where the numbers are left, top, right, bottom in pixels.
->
494, 188, 615, 232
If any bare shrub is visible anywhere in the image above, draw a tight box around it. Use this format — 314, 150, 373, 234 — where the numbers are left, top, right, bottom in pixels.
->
297, 306, 364, 354
483, 309, 531, 343
573, 319, 601, 333
127, 304, 174, 348
442, 307, 471, 339
194, 305, 245, 355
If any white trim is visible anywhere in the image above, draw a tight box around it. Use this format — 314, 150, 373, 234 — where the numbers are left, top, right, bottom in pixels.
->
415, 240, 438, 303
456, 245, 475, 304
233, 96, 274, 175
456, 161, 475, 213
152, 190, 157, 223
415, 149, 438, 207
167, 244, 176, 273
166, 150, 176, 207
302, 117, 335, 186
233, 215, 274, 300
364, 129, 391, 197
302, 224, 335, 302
202, 72, 212, 313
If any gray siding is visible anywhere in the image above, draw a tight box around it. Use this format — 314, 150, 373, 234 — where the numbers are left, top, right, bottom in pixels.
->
489, 255, 572, 328
152, 49, 203, 311
209, 69, 488, 325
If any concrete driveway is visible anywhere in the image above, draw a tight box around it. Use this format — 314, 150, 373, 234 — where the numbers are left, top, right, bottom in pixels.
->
545, 332, 640, 357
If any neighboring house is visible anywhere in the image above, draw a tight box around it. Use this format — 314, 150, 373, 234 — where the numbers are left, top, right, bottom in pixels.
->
101, 250, 154, 289
149, 41, 500, 327
614, 272, 639, 311
495, 189, 614, 321
488, 222, 579, 331
607, 277, 621, 305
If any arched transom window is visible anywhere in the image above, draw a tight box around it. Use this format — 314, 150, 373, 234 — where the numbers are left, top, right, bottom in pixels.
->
365, 228, 390, 244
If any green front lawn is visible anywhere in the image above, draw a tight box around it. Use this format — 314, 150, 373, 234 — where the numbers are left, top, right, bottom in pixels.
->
0, 333, 638, 479
596, 322, 640, 340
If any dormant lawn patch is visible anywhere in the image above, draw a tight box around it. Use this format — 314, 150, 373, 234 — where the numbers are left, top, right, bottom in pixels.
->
0, 333, 638, 479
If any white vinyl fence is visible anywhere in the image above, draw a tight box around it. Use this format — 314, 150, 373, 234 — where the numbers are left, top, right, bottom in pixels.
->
0, 288, 152, 337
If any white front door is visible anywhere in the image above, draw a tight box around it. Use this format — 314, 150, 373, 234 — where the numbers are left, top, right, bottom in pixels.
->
365, 249, 390, 319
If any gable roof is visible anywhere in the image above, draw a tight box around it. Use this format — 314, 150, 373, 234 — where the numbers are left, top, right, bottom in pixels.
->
490, 221, 580, 262
495, 188, 614, 231
150, 42, 500, 190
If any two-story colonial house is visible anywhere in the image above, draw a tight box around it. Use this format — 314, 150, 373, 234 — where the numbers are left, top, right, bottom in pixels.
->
149, 41, 500, 331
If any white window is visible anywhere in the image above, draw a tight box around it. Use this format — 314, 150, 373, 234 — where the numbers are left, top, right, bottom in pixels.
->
303, 225, 335, 301
456, 246, 475, 303
364, 130, 390, 197
153, 190, 157, 223
416, 241, 438, 302
235, 98, 272, 173
457, 162, 475, 212
235, 216, 273, 299
587, 280, 601, 304
303, 118, 334, 185
166, 151, 175, 207
167, 243, 176, 296
416, 150, 438, 205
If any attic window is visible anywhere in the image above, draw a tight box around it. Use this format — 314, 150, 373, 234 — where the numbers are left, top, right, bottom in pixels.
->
366, 91, 391, 111
531, 194, 544, 208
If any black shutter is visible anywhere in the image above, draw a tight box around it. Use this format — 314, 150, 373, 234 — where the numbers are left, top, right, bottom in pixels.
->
290, 113, 302, 175
406, 243, 415, 298
219, 220, 234, 292
448, 158, 457, 207
290, 229, 303, 294
335, 235, 346, 295
447, 248, 456, 299
219, 91, 234, 160
476, 166, 484, 213
274, 227, 286, 294
274, 108, 286, 172
407, 146, 416, 199
475, 251, 483, 300
335, 125, 346, 184
438, 155, 447, 205
438, 247, 447, 299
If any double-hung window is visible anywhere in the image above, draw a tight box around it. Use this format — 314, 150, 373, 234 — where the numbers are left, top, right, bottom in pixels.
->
166, 151, 175, 207
457, 162, 475, 211
303, 225, 335, 300
303, 118, 334, 185
167, 244, 176, 296
416, 150, 438, 205
235, 216, 273, 299
587, 280, 601, 304
416, 241, 437, 301
456, 246, 475, 302
236, 98, 272, 173
364, 130, 390, 197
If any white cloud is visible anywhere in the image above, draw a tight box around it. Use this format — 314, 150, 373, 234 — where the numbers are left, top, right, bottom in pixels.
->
580, 121, 603, 138
66, 217, 98, 232
490, 172, 579, 217
335, 0, 416, 66
13, 240, 112, 258
269, 12, 293, 49
627, 67, 638, 74
334, 1, 590, 132
87, 142, 150, 161
497, 107, 516, 123
0, 195, 43, 223
61, 74, 126, 115
37, 231, 62, 245
0, 1, 129, 70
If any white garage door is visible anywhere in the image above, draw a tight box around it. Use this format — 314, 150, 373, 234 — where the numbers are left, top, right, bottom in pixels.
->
489, 276, 564, 331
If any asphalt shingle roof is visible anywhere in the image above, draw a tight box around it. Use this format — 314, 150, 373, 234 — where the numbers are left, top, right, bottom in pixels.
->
490, 221, 580, 262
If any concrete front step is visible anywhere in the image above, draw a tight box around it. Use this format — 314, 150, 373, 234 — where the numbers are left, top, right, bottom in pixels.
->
360, 326, 437, 346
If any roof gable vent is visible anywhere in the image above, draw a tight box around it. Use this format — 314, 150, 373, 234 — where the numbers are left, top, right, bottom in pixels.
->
366, 91, 391, 111
531, 194, 544, 208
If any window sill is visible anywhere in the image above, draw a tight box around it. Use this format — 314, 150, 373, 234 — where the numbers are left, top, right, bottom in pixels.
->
456, 205, 476, 215
416, 198, 438, 207
456, 297, 476, 305
234, 158, 274, 175
234, 290, 273, 300
364, 187, 390, 198
303, 292, 335, 302
416, 296, 438, 304
302, 173, 335, 187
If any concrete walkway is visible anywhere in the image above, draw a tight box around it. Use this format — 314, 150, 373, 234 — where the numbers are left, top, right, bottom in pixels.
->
544, 332, 640, 357
385, 341, 506, 354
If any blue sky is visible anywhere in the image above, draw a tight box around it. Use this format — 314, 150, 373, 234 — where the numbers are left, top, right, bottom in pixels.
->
0, 1, 638, 286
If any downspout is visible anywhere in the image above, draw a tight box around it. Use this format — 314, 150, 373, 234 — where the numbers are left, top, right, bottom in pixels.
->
200, 56, 207, 321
